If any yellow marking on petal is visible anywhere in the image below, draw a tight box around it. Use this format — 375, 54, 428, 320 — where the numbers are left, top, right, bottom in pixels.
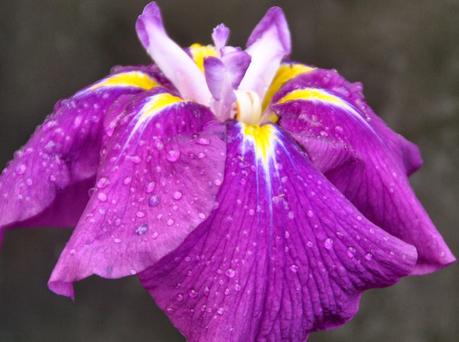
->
139, 93, 184, 123
90, 71, 159, 91
189, 43, 218, 72
242, 123, 277, 166
277, 88, 351, 108
263, 63, 315, 110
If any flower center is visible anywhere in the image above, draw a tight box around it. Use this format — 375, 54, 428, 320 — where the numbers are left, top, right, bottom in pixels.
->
235, 90, 263, 125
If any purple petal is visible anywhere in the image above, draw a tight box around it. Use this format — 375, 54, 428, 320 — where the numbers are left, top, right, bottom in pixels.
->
272, 68, 422, 175
48, 91, 226, 299
139, 122, 416, 341
239, 7, 291, 98
136, 2, 212, 105
212, 24, 230, 51
0, 67, 159, 236
272, 69, 455, 273
221, 50, 251, 88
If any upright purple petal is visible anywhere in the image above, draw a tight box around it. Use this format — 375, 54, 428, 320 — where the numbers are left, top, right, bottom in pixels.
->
136, 2, 212, 105
140, 123, 416, 341
0, 67, 160, 237
239, 7, 291, 98
48, 91, 226, 299
212, 24, 230, 51
272, 68, 455, 273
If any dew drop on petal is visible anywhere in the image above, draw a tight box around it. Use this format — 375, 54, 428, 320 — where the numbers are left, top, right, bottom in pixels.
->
97, 192, 108, 202
197, 137, 210, 145
167, 218, 175, 226
16, 164, 26, 175
135, 223, 148, 235
166, 150, 181, 162
96, 177, 110, 189
324, 238, 334, 250
146, 181, 156, 193
289, 264, 299, 273
307, 210, 314, 218
365, 253, 373, 261
173, 191, 183, 200
149, 195, 160, 207
225, 269, 236, 278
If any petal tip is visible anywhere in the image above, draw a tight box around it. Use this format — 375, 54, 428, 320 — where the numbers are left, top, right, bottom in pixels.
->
247, 6, 291, 53
48, 279, 75, 301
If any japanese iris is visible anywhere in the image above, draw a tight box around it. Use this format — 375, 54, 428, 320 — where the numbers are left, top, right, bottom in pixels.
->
0, 2, 454, 341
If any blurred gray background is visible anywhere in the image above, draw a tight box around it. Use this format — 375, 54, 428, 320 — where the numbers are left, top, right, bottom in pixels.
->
0, 0, 458, 341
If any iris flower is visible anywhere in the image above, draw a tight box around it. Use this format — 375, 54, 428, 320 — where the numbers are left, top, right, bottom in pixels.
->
0, 2, 454, 341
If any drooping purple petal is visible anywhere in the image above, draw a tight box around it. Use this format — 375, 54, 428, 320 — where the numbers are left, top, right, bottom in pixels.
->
272, 69, 455, 273
136, 2, 212, 105
139, 122, 416, 341
48, 91, 226, 299
0, 67, 160, 237
239, 7, 291, 99
273, 68, 422, 175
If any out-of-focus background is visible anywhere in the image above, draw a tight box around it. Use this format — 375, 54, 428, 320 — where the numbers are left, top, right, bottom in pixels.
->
0, 0, 458, 341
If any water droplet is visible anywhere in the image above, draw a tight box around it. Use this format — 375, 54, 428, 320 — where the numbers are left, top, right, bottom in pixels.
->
197, 152, 206, 159
25, 178, 33, 186
149, 195, 160, 207
287, 211, 295, 220
135, 224, 148, 235
97, 192, 107, 202
166, 150, 181, 162
173, 191, 183, 200
16, 164, 26, 175
234, 283, 241, 291
97, 177, 109, 188
198, 212, 206, 219
225, 269, 236, 278
136, 211, 145, 218
307, 210, 314, 218
324, 238, 334, 250
167, 218, 175, 226
176, 293, 184, 302
189, 289, 198, 298
114, 238, 122, 243
306, 241, 313, 248
197, 137, 210, 145
123, 176, 132, 185
365, 253, 373, 261
217, 307, 224, 315
146, 181, 156, 193
151, 231, 159, 239
289, 264, 299, 273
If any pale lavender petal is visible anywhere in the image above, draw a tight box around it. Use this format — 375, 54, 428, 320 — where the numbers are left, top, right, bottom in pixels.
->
212, 24, 230, 51
221, 50, 251, 88
272, 70, 455, 273
48, 91, 226, 299
204, 57, 236, 121
139, 122, 416, 341
136, 2, 212, 105
0, 67, 158, 236
239, 7, 291, 98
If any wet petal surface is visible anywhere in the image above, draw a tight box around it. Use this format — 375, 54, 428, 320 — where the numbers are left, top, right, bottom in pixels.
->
140, 123, 416, 341
0, 67, 160, 235
48, 91, 226, 298
272, 67, 455, 273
